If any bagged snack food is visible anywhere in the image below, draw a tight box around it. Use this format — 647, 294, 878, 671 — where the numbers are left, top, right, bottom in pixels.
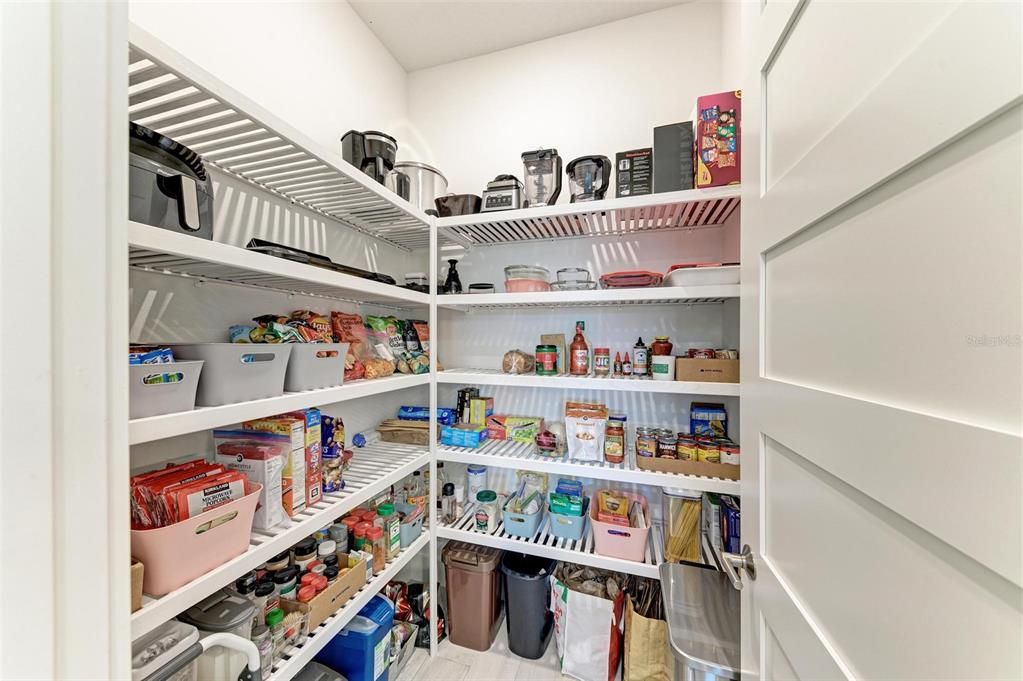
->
287, 310, 332, 343
502, 349, 535, 374
331, 311, 373, 380
367, 315, 407, 362
364, 357, 396, 379
162, 471, 247, 522
130, 460, 230, 529
565, 401, 609, 462
398, 351, 430, 375
411, 320, 430, 353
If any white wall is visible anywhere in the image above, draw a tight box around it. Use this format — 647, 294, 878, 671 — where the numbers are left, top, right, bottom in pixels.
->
130, 0, 418, 156
407, 2, 728, 198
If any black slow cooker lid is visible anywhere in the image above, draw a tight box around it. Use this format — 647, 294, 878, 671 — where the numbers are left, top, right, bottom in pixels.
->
130, 122, 208, 182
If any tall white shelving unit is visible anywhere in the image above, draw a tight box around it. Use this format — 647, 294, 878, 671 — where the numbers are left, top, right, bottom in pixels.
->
122, 25, 741, 681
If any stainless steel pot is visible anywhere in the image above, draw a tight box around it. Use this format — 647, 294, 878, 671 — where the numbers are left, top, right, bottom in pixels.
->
394, 161, 448, 214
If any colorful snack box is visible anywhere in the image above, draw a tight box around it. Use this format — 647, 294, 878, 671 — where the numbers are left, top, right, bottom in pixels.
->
695, 90, 741, 188
486, 415, 545, 443
289, 409, 322, 508
690, 402, 728, 438
242, 414, 307, 518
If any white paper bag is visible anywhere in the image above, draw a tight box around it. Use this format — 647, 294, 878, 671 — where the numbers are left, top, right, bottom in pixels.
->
552, 576, 622, 681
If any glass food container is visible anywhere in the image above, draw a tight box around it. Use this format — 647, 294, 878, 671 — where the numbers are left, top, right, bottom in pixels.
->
505, 264, 551, 293
663, 487, 703, 563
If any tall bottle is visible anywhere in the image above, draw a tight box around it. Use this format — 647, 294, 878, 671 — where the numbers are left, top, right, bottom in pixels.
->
570, 321, 590, 375
443, 259, 462, 294
633, 338, 649, 377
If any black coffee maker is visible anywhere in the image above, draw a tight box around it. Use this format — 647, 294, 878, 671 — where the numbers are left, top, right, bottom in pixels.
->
341, 130, 398, 184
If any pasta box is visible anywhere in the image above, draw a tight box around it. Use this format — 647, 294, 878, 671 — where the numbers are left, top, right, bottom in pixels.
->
695, 90, 741, 188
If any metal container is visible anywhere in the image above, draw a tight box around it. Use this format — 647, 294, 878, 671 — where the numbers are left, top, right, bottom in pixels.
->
394, 161, 448, 214
659, 562, 741, 681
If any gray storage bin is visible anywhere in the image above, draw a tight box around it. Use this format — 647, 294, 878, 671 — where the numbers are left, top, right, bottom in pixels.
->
502, 493, 545, 539
395, 502, 424, 548
285, 342, 348, 392
129, 360, 204, 419
548, 497, 589, 541
171, 344, 292, 406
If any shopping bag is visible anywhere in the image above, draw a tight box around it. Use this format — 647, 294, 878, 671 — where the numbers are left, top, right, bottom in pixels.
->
551, 574, 623, 681
624, 596, 674, 681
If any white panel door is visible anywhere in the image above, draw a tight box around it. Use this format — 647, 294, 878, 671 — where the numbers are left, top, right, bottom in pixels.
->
740, 1, 1022, 679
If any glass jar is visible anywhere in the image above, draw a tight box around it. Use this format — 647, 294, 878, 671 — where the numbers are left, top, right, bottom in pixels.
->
635, 427, 658, 458
604, 422, 625, 464
663, 488, 702, 562
377, 503, 401, 560
353, 521, 371, 551
657, 432, 678, 459
651, 336, 673, 356
676, 436, 698, 461
292, 538, 317, 571
593, 348, 611, 376
535, 345, 558, 375
474, 490, 499, 533
266, 609, 285, 664
367, 526, 386, 573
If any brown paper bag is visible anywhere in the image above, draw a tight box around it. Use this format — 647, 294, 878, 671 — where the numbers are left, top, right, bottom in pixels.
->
624, 595, 674, 681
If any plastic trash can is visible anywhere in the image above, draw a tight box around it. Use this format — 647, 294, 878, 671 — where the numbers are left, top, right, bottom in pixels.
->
294, 661, 348, 681
315, 595, 395, 681
501, 552, 556, 660
442, 541, 504, 651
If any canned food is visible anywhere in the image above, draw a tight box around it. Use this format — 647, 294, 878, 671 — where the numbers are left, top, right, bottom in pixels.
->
636, 427, 657, 458
720, 444, 740, 465
675, 436, 697, 461
657, 433, 678, 459
697, 441, 720, 463
535, 345, 558, 375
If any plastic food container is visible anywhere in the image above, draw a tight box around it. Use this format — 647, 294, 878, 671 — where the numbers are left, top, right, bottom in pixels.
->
129, 360, 204, 419
550, 280, 597, 291
555, 267, 593, 285
171, 343, 292, 406
284, 342, 348, 392
130, 481, 262, 596
663, 488, 702, 563
404, 272, 428, 287
131, 620, 200, 681
590, 491, 651, 562
504, 264, 550, 281
394, 502, 424, 548
506, 278, 552, 293
663, 263, 740, 287
502, 492, 545, 539
548, 497, 589, 541
177, 589, 256, 681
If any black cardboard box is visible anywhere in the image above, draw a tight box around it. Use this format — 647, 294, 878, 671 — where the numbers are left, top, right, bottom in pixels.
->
653, 122, 694, 192
615, 148, 653, 197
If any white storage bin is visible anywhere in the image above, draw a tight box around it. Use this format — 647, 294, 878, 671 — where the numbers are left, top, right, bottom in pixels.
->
663, 265, 740, 287
129, 361, 204, 419
285, 342, 348, 392
171, 344, 292, 406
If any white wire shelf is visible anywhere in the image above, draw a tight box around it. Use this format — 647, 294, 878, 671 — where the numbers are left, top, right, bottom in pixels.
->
128, 25, 430, 251
268, 531, 430, 681
438, 282, 739, 311
438, 368, 740, 396
438, 503, 664, 579
437, 439, 740, 495
130, 371, 429, 445
129, 221, 429, 309
436, 187, 740, 247
130, 442, 428, 640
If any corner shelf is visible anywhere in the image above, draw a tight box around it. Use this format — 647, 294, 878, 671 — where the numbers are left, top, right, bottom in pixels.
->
436, 186, 740, 247
438, 368, 740, 396
438, 281, 739, 311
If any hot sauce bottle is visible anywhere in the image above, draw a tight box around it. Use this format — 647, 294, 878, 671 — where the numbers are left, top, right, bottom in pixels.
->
570, 321, 590, 375
613, 352, 623, 377
622, 352, 633, 376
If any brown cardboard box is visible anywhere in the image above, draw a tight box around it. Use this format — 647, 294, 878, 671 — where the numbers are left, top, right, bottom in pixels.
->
675, 358, 739, 383
131, 559, 144, 612
636, 456, 739, 480
282, 553, 368, 633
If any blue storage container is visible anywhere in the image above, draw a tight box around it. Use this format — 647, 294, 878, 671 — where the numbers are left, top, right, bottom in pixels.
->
502, 492, 545, 539
314, 595, 395, 681
548, 497, 589, 541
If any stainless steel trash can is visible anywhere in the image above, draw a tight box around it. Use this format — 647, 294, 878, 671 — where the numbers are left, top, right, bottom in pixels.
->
659, 562, 741, 681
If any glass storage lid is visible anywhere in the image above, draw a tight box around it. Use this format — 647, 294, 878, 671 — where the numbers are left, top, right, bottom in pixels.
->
556, 267, 593, 284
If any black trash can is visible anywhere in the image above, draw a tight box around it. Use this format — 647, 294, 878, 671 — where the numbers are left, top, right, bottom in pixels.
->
501, 552, 556, 659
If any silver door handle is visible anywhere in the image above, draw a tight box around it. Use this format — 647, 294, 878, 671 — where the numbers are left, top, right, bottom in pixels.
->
715, 544, 757, 590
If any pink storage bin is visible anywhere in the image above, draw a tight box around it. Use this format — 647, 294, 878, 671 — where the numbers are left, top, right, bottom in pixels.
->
131, 481, 262, 596
589, 491, 651, 562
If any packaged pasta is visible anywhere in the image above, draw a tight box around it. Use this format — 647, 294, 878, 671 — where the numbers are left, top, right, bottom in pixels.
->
664, 488, 702, 562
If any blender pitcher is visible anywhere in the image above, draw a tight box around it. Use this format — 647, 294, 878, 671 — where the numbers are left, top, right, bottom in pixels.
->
566, 155, 612, 203
521, 148, 562, 207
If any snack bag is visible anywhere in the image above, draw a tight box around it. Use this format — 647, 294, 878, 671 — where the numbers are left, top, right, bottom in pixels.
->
330, 311, 373, 380
367, 315, 407, 363
565, 402, 609, 463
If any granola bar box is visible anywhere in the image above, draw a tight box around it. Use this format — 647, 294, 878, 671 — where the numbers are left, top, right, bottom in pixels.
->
695, 90, 741, 188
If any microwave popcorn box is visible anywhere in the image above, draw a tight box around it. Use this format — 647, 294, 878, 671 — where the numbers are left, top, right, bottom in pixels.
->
675, 358, 739, 383
469, 397, 494, 425
441, 423, 489, 448
242, 415, 307, 518
486, 415, 545, 443
289, 409, 322, 508
615, 148, 653, 197
695, 90, 741, 188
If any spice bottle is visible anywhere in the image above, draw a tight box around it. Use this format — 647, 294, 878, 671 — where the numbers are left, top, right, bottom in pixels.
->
570, 321, 590, 375
377, 503, 401, 560
367, 526, 386, 573
613, 352, 623, 377
633, 338, 649, 376
622, 352, 633, 376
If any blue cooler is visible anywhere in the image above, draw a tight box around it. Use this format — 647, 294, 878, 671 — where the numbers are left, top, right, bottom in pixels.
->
314, 595, 395, 681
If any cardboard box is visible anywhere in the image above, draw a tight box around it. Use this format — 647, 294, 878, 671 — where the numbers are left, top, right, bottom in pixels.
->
486, 415, 545, 443
695, 90, 741, 188
676, 358, 739, 383
469, 397, 494, 425
615, 148, 653, 197
242, 415, 306, 517
441, 423, 489, 448
653, 121, 695, 193
281, 552, 368, 633
130, 559, 144, 612
289, 409, 322, 508
635, 455, 739, 480
213, 429, 286, 530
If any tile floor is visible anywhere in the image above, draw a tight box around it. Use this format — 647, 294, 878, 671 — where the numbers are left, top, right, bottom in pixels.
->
394, 625, 570, 681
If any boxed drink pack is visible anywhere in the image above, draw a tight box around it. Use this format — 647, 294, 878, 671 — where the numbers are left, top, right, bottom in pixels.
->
615, 148, 653, 197
289, 409, 322, 508
242, 414, 307, 517
695, 90, 741, 188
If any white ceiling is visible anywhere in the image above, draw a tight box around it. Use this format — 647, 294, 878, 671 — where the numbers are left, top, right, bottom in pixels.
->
349, 1, 687, 71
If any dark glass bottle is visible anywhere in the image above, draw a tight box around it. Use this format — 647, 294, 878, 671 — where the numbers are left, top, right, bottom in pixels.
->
443, 259, 462, 293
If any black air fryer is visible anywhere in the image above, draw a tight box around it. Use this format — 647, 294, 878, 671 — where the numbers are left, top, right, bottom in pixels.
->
129, 123, 214, 239
341, 130, 398, 184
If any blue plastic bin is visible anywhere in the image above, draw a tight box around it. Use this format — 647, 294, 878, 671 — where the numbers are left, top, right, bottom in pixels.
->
394, 502, 424, 548
502, 493, 545, 539
314, 595, 395, 681
548, 497, 589, 541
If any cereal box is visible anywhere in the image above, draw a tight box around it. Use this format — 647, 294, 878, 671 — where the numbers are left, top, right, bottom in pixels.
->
242, 415, 306, 518
695, 90, 741, 188
289, 409, 322, 507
